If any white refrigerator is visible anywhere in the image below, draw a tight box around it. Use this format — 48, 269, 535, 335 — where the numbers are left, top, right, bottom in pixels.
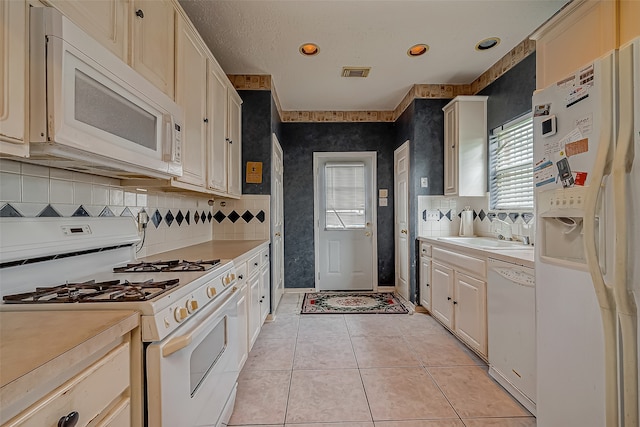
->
533, 37, 639, 427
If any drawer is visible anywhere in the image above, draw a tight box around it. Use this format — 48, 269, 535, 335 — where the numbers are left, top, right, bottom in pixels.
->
260, 248, 269, 269
95, 398, 130, 427
433, 247, 486, 279
247, 252, 262, 277
420, 242, 432, 258
236, 261, 248, 285
5, 342, 130, 427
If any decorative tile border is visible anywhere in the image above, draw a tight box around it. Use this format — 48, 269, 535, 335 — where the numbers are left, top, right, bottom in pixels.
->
212, 209, 266, 224
228, 38, 534, 123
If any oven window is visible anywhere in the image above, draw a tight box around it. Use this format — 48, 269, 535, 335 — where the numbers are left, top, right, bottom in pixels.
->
74, 69, 157, 150
190, 315, 227, 396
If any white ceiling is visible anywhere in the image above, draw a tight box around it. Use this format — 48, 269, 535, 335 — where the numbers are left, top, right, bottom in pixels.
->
178, 0, 569, 111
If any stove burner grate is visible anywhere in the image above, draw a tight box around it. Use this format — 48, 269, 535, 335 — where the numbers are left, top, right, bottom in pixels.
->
2, 279, 180, 303
113, 259, 221, 273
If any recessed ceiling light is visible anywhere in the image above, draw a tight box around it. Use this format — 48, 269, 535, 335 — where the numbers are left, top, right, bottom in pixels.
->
407, 44, 429, 57
475, 37, 501, 51
299, 43, 319, 56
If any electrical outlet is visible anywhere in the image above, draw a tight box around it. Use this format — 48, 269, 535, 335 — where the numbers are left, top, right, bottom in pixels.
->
425, 210, 440, 221
421, 177, 429, 188
137, 211, 149, 232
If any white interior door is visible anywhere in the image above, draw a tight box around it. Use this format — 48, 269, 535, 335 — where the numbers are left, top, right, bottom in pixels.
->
314, 152, 377, 291
395, 141, 410, 301
271, 134, 284, 312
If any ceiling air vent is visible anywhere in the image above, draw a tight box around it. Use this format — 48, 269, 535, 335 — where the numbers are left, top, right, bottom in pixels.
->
342, 67, 371, 78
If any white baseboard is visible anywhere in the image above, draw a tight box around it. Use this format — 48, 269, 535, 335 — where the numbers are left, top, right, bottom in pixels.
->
284, 288, 315, 294
488, 366, 536, 415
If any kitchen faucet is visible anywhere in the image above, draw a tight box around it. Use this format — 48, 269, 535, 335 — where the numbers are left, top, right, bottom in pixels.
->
493, 218, 513, 241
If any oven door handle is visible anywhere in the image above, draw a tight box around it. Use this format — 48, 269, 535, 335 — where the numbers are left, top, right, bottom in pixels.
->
162, 286, 238, 357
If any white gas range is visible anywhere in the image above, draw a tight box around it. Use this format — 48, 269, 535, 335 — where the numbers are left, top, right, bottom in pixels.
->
0, 217, 240, 427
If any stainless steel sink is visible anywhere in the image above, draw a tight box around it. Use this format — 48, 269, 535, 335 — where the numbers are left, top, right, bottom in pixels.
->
437, 236, 531, 250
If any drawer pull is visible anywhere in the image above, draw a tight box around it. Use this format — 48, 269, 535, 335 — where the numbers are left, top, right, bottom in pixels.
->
58, 411, 79, 427
238, 274, 243, 280
254, 262, 259, 266
447, 297, 452, 301
135, 9, 144, 18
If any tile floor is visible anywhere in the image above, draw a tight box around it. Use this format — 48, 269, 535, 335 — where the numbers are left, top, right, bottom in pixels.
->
229, 293, 536, 427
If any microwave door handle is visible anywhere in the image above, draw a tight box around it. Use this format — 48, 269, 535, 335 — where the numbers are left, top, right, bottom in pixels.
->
162, 287, 238, 357
163, 114, 174, 162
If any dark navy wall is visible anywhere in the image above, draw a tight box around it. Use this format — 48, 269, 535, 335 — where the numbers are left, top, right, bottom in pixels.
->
479, 52, 536, 132
280, 122, 396, 289
394, 99, 448, 302
240, 91, 272, 195
271, 94, 283, 145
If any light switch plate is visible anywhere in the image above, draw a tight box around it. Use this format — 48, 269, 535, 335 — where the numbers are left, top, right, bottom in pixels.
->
379, 197, 388, 206
379, 189, 388, 198
421, 177, 429, 188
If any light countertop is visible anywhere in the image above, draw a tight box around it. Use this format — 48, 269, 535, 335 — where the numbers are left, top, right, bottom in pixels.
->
418, 236, 534, 268
141, 239, 269, 263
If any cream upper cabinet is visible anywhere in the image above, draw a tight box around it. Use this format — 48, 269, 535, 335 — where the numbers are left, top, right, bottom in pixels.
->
46, 0, 128, 61
174, 15, 207, 188
442, 96, 487, 197
207, 59, 229, 193
0, 0, 29, 156
531, 0, 640, 90
131, 0, 175, 98
206, 56, 243, 198
227, 90, 243, 197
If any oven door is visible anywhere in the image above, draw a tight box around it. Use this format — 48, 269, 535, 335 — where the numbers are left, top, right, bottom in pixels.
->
146, 286, 239, 427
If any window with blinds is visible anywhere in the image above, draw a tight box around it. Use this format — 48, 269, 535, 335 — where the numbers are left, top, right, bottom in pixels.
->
489, 114, 534, 210
324, 162, 366, 229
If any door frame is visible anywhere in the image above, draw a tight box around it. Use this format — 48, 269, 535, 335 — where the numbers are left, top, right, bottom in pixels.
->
394, 140, 410, 301
313, 151, 378, 292
270, 134, 284, 313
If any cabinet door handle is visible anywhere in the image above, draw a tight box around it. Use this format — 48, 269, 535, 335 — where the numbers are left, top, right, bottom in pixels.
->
426, 283, 429, 287
58, 411, 79, 427
453, 301, 458, 305
238, 274, 243, 280
447, 296, 452, 301
254, 262, 259, 266
135, 9, 144, 18
203, 118, 209, 123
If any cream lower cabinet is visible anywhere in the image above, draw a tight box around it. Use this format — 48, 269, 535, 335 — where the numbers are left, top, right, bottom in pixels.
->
259, 249, 271, 321
5, 343, 132, 427
235, 245, 269, 353
235, 262, 249, 371
174, 16, 207, 188
431, 261, 454, 329
0, 0, 29, 156
419, 242, 432, 311
453, 272, 487, 356
430, 246, 488, 358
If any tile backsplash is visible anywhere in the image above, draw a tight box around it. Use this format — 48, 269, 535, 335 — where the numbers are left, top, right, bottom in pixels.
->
417, 194, 535, 243
211, 194, 270, 240
0, 159, 213, 257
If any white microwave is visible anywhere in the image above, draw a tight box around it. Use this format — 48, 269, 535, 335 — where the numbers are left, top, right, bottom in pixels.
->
28, 7, 183, 179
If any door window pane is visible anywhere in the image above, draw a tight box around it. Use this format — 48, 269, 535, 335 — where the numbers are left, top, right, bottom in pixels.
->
324, 162, 366, 229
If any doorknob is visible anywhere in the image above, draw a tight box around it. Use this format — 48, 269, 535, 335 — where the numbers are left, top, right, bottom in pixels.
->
366, 222, 371, 227
365, 231, 372, 237
401, 229, 408, 234
275, 232, 281, 236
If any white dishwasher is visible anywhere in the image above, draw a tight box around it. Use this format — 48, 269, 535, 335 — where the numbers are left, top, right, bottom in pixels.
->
487, 257, 536, 415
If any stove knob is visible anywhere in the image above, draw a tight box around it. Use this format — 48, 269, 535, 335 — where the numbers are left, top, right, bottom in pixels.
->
230, 273, 236, 281
224, 275, 231, 286
186, 299, 199, 313
174, 307, 188, 322
207, 287, 217, 298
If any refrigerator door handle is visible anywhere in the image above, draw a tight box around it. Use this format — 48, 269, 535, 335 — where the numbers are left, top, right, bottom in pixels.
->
612, 39, 639, 427
583, 51, 619, 427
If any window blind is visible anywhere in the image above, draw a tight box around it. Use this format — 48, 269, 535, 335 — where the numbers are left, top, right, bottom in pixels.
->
324, 162, 366, 229
489, 114, 534, 210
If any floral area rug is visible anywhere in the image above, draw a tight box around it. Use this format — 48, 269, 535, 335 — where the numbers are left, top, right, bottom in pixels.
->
301, 292, 408, 314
